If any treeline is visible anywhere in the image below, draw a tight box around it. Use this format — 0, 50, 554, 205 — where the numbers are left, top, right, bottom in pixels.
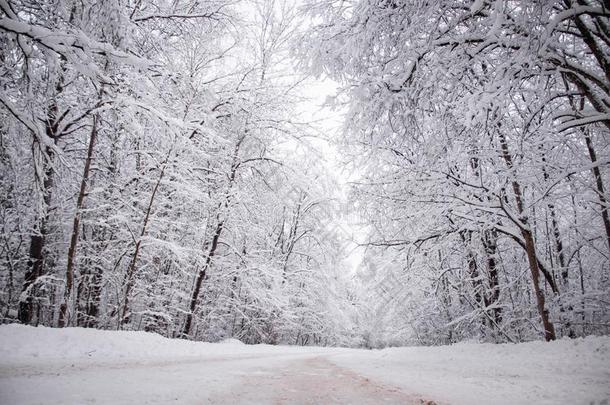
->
0, 0, 353, 345
298, 0, 610, 345
2, 0, 609, 348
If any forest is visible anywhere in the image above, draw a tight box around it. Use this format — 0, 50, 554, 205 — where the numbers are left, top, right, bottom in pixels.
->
0, 0, 609, 348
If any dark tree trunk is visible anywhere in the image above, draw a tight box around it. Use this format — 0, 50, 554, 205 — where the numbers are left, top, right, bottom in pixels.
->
466, 248, 485, 310
18, 145, 54, 325
17, 54, 68, 324
584, 134, 610, 254
59, 115, 99, 327
182, 219, 224, 338
182, 137, 243, 338
497, 129, 556, 341
521, 228, 556, 341
482, 229, 502, 326
83, 266, 103, 327
541, 155, 567, 284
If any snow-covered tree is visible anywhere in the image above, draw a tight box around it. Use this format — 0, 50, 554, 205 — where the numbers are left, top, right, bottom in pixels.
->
298, 0, 610, 343
0, 0, 350, 346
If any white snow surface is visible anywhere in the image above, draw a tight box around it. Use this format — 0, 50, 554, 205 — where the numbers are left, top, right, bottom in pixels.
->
332, 337, 610, 405
0, 324, 608, 404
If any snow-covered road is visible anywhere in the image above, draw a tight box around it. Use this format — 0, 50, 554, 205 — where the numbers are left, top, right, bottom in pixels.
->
0, 348, 424, 404
1, 325, 608, 404
207, 354, 427, 404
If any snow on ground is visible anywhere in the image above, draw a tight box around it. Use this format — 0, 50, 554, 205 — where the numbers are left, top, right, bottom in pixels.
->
0, 323, 314, 367
332, 337, 610, 405
0, 324, 608, 405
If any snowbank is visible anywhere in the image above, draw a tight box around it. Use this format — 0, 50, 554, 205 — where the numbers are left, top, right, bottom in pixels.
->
330, 337, 610, 405
0, 324, 312, 367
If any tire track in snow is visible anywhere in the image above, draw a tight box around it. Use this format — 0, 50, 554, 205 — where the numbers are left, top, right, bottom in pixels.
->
212, 355, 439, 404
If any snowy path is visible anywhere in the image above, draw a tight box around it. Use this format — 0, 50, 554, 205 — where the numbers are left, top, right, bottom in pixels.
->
0, 351, 426, 404
1, 325, 609, 404
209, 355, 427, 404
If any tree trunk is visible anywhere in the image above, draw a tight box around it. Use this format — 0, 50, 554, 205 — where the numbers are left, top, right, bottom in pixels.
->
182, 218, 224, 337
482, 229, 502, 326
521, 228, 556, 341
83, 266, 103, 327
497, 129, 556, 341
541, 155, 568, 283
469, 152, 502, 329
58, 115, 99, 327
82, 125, 119, 328
466, 248, 485, 310
18, 145, 54, 325
584, 133, 610, 254
281, 192, 304, 284
182, 137, 243, 338
119, 151, 170, 327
